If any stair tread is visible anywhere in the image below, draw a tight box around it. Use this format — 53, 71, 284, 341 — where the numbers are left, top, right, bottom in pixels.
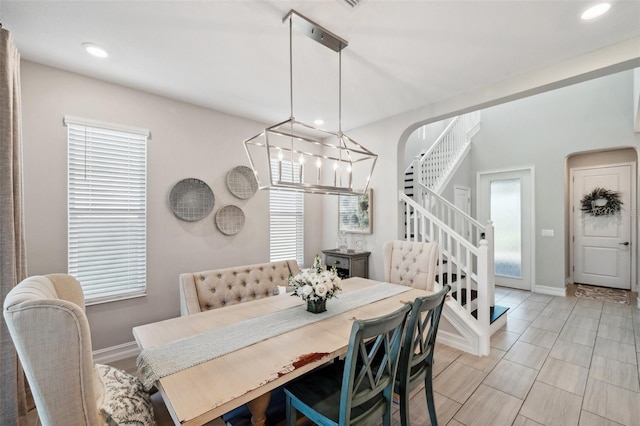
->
471, 305, 510, 323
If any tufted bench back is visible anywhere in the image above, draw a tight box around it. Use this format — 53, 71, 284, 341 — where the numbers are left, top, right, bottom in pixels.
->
383, 240, 439, 291
179, 259, 300, 315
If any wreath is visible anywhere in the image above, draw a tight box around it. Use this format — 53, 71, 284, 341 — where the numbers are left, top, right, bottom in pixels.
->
580, 187, 623, 217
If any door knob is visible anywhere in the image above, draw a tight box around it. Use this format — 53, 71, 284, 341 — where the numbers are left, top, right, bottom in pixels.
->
619, 242, 630, 246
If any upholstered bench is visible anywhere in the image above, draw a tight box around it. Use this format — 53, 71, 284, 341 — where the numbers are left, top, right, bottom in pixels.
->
179, 259, 300, 316
178, 259, 300, 426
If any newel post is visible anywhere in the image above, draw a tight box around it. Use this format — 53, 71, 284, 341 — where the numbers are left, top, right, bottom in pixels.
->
484, 220, 495, 307
477, 239, 490, 356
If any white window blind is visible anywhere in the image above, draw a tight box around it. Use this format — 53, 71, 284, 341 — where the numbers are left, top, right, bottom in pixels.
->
270, 159, 304, 266
65, 116, 148, 304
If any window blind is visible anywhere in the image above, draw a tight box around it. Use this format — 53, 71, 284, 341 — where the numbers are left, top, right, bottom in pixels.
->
65, 117, 148, 304
270, 159, 304, 266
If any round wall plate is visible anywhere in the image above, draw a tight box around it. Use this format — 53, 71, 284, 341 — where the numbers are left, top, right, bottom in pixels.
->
215, 205, 245, 235
169, 178, 215, 221
226, 166, 258, 200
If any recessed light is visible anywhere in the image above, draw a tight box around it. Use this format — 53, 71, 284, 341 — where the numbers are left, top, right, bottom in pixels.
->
82, 42, 109, 58
581, 3, 611, 20
314, 118, 325, 126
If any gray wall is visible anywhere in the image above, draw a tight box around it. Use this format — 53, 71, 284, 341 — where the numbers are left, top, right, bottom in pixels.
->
440, 153, 473, 203
471, 70, 640, 289
20, 61, 324, 350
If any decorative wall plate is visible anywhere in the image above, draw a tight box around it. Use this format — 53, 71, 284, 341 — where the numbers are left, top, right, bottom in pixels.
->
215, 205, 245, 235
226, 166, 258, 200
169, 178, 215, 221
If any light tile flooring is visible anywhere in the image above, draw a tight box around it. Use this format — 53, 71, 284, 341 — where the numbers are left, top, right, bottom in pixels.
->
397, 286, 640, 426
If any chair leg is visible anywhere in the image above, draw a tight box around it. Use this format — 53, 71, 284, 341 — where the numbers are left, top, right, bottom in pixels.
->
382, 407, 392, 426
424, 373, 437, 426
398, 389, 410, 426
285, 394, 296, 426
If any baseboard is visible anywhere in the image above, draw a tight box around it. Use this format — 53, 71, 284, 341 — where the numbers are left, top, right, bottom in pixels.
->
437, 331, 477, 355
532, 285, 566, 297
93, 341, 140, 364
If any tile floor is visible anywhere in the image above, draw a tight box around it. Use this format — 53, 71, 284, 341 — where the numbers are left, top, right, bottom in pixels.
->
397, 286, 640, 426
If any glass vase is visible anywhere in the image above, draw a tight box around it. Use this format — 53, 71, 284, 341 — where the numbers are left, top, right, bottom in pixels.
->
306, 299, 327, 314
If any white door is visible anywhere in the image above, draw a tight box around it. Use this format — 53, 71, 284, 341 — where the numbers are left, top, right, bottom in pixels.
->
478, 169, 533, 290
572, 165, 631, 289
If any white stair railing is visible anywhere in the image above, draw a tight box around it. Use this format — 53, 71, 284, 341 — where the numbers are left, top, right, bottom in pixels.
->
400, 191, 492, 356
418, 183, 495, 305
414, 111, 480, 194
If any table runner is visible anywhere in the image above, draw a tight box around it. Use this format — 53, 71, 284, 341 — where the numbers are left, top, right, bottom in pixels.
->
137, 282, 411, 390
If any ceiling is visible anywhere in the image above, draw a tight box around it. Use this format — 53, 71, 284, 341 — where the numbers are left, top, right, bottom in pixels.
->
3, 1, 640, 131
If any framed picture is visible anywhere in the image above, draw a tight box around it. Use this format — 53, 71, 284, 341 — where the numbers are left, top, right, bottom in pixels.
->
338, 189, 372, 234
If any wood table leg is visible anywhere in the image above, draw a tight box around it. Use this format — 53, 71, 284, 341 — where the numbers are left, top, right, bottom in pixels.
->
246, 392, 271, 426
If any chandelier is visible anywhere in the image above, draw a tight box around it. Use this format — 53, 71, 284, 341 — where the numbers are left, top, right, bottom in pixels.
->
243, 10, 377, 195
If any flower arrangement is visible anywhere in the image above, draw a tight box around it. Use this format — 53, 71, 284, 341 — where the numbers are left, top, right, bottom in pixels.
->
289, 255, 342, 303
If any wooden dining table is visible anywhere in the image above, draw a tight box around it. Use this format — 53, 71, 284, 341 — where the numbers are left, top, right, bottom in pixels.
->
133, 277, 430, 426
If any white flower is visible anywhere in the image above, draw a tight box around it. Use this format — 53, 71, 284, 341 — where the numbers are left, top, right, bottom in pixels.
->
289, 261, 342, 302
315, 283, 328, 297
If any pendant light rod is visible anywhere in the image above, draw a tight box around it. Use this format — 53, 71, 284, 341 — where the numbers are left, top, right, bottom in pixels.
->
289, 16, 293, 120
339, 49, 342, 133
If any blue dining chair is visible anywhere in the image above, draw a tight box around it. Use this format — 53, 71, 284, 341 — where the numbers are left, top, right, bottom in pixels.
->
396, 284, 450, 426
284, 302, 412, 426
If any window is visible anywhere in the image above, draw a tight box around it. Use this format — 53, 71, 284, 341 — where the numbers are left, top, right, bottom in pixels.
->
490, 178, 522, 278
269, 159, 304, 265
64, 116, 148, 304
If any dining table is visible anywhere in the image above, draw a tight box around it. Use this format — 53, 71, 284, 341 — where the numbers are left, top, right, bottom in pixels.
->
132, 277, 431, 426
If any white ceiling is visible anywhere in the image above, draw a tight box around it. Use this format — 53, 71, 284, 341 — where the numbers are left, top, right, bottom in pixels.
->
3, 0, 640, 130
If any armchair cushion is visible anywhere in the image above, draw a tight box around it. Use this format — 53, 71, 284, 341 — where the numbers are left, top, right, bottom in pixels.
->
95, 364, 154, 426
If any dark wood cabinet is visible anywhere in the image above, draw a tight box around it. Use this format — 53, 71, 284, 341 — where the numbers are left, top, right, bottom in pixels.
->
321, 249, 371, 279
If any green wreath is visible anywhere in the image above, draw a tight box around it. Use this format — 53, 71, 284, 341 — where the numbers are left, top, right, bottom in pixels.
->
580, 187, 623, 217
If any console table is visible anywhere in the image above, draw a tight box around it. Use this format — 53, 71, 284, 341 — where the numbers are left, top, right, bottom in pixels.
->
322, 249, 371, 279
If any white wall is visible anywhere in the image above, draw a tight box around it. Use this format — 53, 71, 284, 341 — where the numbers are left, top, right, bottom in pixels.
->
20, 61, 324, 350
471, 70, 640, 289
440, 153, 474, 203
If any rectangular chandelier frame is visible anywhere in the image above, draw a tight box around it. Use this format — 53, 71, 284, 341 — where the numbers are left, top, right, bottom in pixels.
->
242, 10, 377, 196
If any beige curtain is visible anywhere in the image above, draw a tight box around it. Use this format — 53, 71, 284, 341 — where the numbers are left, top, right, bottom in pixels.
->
0, 26, 28, 426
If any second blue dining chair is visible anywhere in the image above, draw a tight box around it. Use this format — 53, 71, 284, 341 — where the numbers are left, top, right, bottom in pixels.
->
396, 284, 450, 426
284, 303, 412, 426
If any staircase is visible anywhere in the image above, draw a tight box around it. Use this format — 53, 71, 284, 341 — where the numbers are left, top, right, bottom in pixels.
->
400, 111, 508, 356
405, 111, 480, 196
